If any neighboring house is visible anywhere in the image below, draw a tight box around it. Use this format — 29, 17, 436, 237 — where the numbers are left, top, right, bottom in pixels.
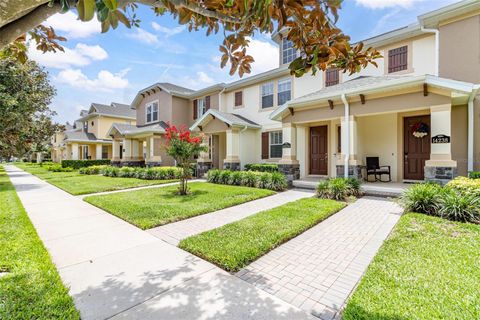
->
108, 0, 480, 184
51, 122, 73, 162
52, 103, 136, 162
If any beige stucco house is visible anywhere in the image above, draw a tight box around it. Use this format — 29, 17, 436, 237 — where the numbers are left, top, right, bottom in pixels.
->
51, 103, 136, 162
107, 0, 480, 185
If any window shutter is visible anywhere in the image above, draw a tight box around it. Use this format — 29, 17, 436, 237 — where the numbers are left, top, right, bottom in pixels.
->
325, 69, 339, 87
234, 91, 242, 106
193, 99, 198, 120
261, 132, 269, 159
205, 95, 211, 110
388, 46, 408, 73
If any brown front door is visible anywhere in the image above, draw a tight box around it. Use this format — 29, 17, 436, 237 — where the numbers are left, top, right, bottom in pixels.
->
404, 115, 431, 180
310, 126, 328, 175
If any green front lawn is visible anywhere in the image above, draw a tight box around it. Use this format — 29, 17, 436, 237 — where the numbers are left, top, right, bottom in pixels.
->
84, 182, 275, 229
179, 198, 345, 272
0, 167, 79, 319
15, 163, 177, 195
343, 213, 480, 320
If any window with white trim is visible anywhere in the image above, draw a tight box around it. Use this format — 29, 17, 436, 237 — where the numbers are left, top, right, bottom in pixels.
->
277, 78, 291, 106
269, 131, 283, 158
146, 102, 159, 123
261, 82, 274, 109
282, 38, 297, 64
197, 98, 206, 117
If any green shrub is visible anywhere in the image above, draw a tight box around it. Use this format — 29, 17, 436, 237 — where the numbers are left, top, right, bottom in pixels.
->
447, 176, 480, 197
400, 183, 442, 215
102, 166, 119, 177
61, 159, 111, 169
437, 188, 480, 223
44, 164, 74, 172
206, 169, 287, 191
469, 171, 480, 179
39, 161, 54, 167
316, 178, 362, 200
244, 163, 278, 172
79, 165, 108, 175
98, 166, 181, 180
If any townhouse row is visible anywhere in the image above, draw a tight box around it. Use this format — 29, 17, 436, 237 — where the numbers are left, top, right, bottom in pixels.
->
52, 0, 480, 184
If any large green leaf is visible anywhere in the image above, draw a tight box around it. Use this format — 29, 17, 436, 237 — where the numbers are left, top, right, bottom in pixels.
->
77, 0, 95, 21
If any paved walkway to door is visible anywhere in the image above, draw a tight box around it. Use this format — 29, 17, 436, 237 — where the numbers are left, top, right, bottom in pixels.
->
236, 197, 403, 320
148, 189, 314, 245
6, 166, 313, 320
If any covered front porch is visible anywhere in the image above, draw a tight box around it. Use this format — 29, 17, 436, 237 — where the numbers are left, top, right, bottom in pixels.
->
270, 75, 476, 185
65, 142, 112, 160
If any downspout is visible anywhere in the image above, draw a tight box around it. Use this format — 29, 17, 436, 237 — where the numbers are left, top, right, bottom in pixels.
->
420, 26, 439, 76
341, 94, 350, 178
468, 85, 480, 172
218, 86, 226, 111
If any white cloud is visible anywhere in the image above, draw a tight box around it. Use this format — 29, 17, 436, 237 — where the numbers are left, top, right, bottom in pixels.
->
46, 11, 100, 39
29, 43, 108, 69
126, 28, 159, 45
151, 22, 185, 37
243, 37, 279, 74
355, 0, 421, 9
56, 68, 129, 91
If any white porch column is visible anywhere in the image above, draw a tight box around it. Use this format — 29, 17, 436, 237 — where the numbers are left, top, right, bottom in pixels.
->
198, 135, 211, 162
279, 123, 298, 164
112, 140, 120, 161
338, 115, 361, 178
71, 143, 79, 160
146, 136, 162, 165
224, 128, 240, 170
131, 139, 142, 160
122, 138, 131, 161
425, 104, 457, 183
96, 144, 103, 160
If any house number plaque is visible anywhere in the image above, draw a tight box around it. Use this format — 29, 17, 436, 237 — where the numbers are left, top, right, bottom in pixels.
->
431, 134, 450, 144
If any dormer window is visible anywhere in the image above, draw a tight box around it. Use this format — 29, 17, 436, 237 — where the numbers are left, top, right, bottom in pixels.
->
146, 101, 159, 123
325, 69, 340, 87
388, 45, 408, 73
282, 38, 297, 64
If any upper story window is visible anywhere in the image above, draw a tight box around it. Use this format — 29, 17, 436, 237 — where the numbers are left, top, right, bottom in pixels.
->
146, 101, 159, 123
388, 45, 408, 73
269, 131, 283, 158
325, 68, 340, 87
234, 91, 243, 107
83, 122, 88, 131
277, 78, 292, 106
197, 97, 206, 117
261, 82, 274, 109
282, 38, 297, 64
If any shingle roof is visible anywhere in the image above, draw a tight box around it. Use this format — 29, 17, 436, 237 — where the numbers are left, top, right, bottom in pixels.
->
109, 122, 166, 136
90, 102, 136, 118
64, 131, 108, 142
190, 109, 260, 131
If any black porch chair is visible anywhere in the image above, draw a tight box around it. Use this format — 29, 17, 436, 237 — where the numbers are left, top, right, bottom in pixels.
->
366, 157, 391, 182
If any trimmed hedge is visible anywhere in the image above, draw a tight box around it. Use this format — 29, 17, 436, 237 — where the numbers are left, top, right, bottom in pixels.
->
207, 169, 287, 191
93, 166, 182, 180
400, 178, 480, 223
244, 163, 278, 173
61, 159, 111, 169
469, 171, 480, 179
78, 165, 108, 175
44, 164, 74, 172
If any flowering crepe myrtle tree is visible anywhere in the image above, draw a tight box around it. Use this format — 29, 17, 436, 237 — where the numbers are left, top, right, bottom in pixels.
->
164, 125, 207, 195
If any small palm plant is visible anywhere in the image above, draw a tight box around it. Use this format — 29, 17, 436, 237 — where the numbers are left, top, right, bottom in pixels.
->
164, 125, 207, 195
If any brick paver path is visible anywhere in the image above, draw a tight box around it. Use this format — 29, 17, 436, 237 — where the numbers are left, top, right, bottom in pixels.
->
236, 197, 403, 320
148, 189, 314, 245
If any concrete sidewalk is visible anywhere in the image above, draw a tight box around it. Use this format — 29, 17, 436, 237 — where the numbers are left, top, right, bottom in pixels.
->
148, 189, 314, 245
6, 165, 313, 320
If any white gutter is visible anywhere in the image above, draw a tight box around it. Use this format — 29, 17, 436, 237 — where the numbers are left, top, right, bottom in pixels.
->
341, 94, 350, 179
468, 85, 480, 172
420, 26, 439, 76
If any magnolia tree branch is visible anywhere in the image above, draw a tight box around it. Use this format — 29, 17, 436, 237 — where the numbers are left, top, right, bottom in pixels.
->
0, 0, 50, 28
0, 1, 64, 49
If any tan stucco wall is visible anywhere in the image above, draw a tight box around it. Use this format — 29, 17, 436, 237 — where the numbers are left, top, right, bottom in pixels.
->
439, 14, 480, 83
136, 90, 172, 126
172, 96, 192, 127
200, 118, 231, 134
451, 104, 468, 176
475, 99, 480, 171
239, 129, 260, 168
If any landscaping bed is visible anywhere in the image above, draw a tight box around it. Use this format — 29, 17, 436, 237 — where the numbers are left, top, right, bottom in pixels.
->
15, 163, 177, 195
343, 212, 480, 319
0, 167, 79, 319
84, 182, 274, 229
179, 198, 345, 272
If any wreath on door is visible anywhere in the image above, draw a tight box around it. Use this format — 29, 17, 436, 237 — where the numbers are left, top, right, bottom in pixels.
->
411, 122, 429, 138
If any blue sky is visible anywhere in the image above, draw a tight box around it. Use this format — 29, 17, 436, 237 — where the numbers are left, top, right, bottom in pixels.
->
28, 0, 458, 124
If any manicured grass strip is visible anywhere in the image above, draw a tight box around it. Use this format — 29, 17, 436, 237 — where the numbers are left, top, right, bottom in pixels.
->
343, 213, 480, 320
84, 182, 275, 229
0, 167, 79, 319
179, 198, 345, 272
15, 163, 177, 195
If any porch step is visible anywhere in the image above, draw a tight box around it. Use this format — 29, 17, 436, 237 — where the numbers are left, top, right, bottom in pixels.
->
292, 179, 407, 197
